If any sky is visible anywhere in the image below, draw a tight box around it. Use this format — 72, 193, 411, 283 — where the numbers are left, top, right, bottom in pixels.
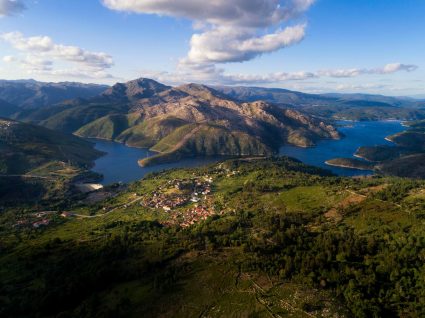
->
0, 0, 424, 96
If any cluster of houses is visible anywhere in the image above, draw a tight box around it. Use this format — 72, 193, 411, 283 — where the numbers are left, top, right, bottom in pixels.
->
14, 210, 75, 229
141, 191, 189, 211
140, 175, 217, 227
14, 211, 55, 229
141, 176, 213, 212
178, 205, 215, 228
161, 205, 215, 228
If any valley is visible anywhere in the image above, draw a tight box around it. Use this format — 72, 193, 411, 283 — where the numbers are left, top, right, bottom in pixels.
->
0, 78, 424, 318
2, 1, 425, 317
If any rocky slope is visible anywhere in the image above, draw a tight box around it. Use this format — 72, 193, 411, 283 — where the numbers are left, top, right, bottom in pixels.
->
72, 81, 341, 165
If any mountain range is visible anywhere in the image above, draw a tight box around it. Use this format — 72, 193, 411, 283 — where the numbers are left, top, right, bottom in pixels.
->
0, 79, 108, 110
2, 77, 425, 167
216, 86, 425, 121
8, 78, 342, 166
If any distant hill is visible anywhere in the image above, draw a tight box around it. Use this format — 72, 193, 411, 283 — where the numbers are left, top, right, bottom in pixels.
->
215, 86, 425, 121
0, 79, 109, 110
0, 118, 102, 174
215, 85, 334, 106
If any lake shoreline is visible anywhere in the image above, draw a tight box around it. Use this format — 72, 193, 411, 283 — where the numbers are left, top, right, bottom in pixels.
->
325, 160, 375, 171
279, 120, 404, 177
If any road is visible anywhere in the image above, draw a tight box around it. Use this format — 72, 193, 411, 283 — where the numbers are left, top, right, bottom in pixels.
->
72, 196, 144, 218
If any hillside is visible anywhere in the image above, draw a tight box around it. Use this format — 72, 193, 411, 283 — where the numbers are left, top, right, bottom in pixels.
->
71, 81, 341, 165
0, 99, 19, 117
215, 85, 335, 106
0, 79, 108, 110
0, 118, 102, 174
1, 158, 424, 317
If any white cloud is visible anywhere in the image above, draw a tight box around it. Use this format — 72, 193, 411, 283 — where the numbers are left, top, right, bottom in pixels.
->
21, 55, 53, 71
0, 0, 25, 17
102, 0, 314, 27
381, 63, 417, 74
143, 62, 418, 86
318, 63, 418, 78
104, 0, 314, 68
2, 55, 16, 63
0, 31, 115, 79
182, 24, 306, 65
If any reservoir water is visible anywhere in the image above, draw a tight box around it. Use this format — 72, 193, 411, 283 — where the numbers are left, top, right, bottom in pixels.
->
279, 120, 404, 176
91, 121, 405, 184
91, 140, 219, 185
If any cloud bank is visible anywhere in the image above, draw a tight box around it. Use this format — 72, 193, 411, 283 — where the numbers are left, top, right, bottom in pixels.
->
103, 0, 314, 68
0, 0, 25, 17
1, 32, 114, 79
144, 62, 419, 86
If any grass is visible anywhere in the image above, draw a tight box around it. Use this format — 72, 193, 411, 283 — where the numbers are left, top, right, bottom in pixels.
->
265, 186, 342, 213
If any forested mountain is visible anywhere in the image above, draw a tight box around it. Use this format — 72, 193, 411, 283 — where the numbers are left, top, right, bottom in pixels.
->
0, 118, 102, 174
0, 79, 108, 110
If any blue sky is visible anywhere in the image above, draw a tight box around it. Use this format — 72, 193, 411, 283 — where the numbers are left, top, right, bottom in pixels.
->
0, 0, 424, 96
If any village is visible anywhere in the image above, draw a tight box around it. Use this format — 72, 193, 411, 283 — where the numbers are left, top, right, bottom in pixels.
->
140, 174, 217, 227
13, 170, 238, 230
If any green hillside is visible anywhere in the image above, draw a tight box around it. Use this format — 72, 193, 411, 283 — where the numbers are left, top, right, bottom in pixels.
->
355, 145, 405, 162
387, 130, 425, 151
39, 103, 128, 134
1, 158, 424, 317
0, 118, 102, 174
